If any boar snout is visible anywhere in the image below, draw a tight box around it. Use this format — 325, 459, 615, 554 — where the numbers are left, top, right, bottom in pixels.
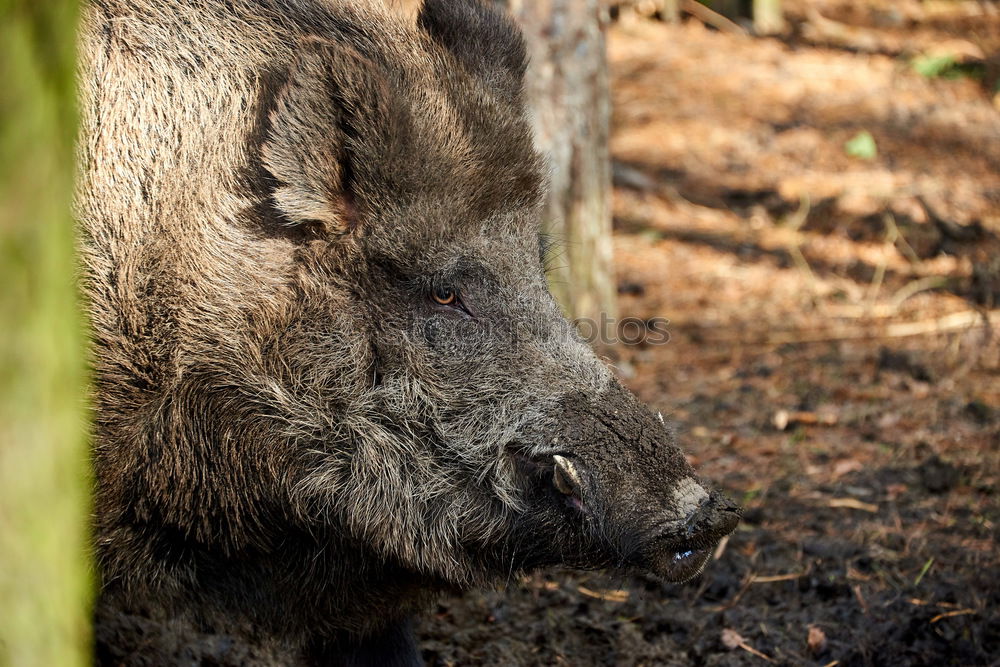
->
644, 489, 742, 582
523, 385, 741, 582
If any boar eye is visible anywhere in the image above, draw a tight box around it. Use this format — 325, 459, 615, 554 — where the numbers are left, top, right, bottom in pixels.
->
431, 285, 457, 306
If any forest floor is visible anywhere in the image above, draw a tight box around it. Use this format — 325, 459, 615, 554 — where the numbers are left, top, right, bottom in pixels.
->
420, 1, 1000, 665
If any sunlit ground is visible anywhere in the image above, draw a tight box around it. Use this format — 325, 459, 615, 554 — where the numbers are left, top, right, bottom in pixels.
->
421, 3, 999, 664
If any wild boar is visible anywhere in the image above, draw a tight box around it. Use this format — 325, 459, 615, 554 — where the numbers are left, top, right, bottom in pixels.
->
76, 0, 741, 663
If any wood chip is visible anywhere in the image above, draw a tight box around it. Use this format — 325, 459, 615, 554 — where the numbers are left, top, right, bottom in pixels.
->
807, 625, 827, 655
773, 409, 838, 430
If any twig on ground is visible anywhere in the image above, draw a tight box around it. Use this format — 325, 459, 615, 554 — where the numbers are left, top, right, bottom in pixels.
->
738, 641, 774, 662
713, 534, 730, 562
930, 609, 976, 623
853, 585, 870, 615
889, 276, 951, 309
751, 572, 802, 583
680, 0, 748, 35
576, 586, 629, 602
828, 498, 879, 513
803, 8, 885, 52
883, 213, 923, 267
865, 214, 897, 309
885, 310, 997, 338
677, 309, 1000, 347
777, 198, 824, 310
909, 598, 964, 609
784, 194, 811, 232
705, 572, 755, 612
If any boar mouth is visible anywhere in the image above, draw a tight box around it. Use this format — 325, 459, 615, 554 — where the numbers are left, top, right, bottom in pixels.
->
654, 547, 714, 583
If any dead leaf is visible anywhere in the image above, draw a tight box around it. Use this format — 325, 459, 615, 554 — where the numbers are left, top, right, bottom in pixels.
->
807, 625, 827, 655
832, 459, 863, 479
886, 483, 908, 500
721, 628, 744, 650
721, 628, 775, 662
877, 412, 901, 429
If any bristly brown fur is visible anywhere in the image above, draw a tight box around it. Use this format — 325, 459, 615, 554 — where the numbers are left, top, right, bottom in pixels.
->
78, 1, 737, 664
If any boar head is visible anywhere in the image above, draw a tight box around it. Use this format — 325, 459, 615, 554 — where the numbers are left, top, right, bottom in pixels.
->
90, 0, 740, 639
257, 0, 739, 587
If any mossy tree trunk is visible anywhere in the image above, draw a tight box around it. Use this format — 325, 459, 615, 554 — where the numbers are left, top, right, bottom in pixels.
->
0, 1, 92, 665
498, 0, 618, 326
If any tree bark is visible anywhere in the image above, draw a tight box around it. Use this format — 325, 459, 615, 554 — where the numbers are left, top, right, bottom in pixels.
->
753, 0, 784, 35
0, 2, 92, 665
662, 0, 681, 23
498, 0, 617, 325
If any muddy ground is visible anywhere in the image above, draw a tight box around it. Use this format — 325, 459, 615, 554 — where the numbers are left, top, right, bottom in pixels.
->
419, 2, 1000, 665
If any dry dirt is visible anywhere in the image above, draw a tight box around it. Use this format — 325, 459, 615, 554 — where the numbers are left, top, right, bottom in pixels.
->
419, 3, 1000, 664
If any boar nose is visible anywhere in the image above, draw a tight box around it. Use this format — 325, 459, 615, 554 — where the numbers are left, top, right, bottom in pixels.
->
682, 490, 741, 545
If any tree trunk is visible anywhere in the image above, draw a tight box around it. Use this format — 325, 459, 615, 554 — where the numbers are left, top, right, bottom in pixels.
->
753, 0, 783, 35
0, 2, 92, 665
662, 0, 681, 22
498, 0, 617, 326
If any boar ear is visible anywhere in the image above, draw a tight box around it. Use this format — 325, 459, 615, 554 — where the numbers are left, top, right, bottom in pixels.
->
418, 0, 527, 99
262, 38, 396, 233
